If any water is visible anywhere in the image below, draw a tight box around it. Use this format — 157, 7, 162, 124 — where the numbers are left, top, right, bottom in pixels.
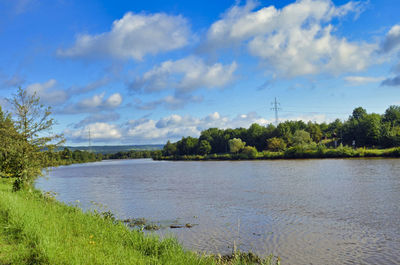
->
36, 159, 400, 264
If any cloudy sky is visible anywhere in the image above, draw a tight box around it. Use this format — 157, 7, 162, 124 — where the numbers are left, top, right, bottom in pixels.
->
0, 0, 399, 145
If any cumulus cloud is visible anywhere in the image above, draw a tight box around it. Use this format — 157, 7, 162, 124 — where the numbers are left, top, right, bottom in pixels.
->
65, 122, 122, 142
57, 12, 191, 60
129, 56, 237, 94
381, 24, 400, 53
64, 111, 271, 144
134, 94, 203, 110
125, 111, 270, 143
64, 110, 337, 144
60, 92, 123, 114
205, 0, 374, 77
26, 79, 69, 105
345, 75, 384, 84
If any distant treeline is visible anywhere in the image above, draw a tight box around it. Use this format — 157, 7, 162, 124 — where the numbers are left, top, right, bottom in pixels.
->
160, 106, 400, 160
60, 145, 163, 154
45, 148, 103, 166
105, 150, 162, 159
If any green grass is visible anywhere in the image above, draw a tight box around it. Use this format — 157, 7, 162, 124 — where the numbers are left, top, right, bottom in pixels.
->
0, 179, 278, 265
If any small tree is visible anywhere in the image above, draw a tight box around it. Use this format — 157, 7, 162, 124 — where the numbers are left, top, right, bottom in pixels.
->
267, 137, 286, 151
291, 130, 312, 146
198, 140, 211, 155
162, 140, 177, 156
241, 146, 258, 159
228, 138, 245, 153
0, 106, 23, 178
7, 87, 63, 190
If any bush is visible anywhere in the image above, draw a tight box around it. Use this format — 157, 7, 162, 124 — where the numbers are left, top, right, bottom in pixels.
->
266, 137, 286, 152
240, 146, 258, 159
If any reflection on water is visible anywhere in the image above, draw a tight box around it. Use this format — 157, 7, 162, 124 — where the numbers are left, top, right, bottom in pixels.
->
36, 159, 400, 264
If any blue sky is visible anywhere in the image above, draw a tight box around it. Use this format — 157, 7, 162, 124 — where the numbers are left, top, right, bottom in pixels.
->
0, 0, 400, 145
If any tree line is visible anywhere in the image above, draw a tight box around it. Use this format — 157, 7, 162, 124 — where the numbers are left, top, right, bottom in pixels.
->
162, 106, 400, 159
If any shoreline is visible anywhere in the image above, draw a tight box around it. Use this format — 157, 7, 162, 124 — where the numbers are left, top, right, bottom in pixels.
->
0, 178, 279, 265
153, 147, 400, 161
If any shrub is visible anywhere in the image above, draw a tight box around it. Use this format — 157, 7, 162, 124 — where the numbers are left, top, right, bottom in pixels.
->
240, 146, 258, 159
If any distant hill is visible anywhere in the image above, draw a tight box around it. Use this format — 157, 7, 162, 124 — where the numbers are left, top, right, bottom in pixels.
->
60, 145, 164, 154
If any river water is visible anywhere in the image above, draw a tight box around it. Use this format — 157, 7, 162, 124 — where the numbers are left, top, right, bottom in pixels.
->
36, 158, 400, 264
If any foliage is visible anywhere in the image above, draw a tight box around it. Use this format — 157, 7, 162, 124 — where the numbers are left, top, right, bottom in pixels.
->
4, 88, 64, 190
160, 105, 400, 160
266, 137, 286, 151
240, 146, 258, 159
162, 140, 177, 156
198, 140, 212, 155
106, 150, 158, 160
228, 138, 246, 153
291, 130, 313, 146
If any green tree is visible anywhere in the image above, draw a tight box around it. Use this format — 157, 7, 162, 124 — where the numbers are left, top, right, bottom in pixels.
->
228, 138, 245, 154
0, 106, 23, 178
306, 121, 322, 142
162, 140, 177, 156
176, 136, 198, 155
383, 105, 400, 126
291, 130, 312, 146
7, 87, 63, 190
351, 107, 367, 121
266, 137, 286, 151
198, 140, 211, 155
199, 128, 227, 153
240, 146, 258, 159
246, 123, 268, 151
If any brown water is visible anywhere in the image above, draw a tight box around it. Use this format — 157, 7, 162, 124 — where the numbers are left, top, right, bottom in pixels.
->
36, 159, 400, 264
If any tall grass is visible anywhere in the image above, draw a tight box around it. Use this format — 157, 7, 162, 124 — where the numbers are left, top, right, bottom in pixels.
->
0, 179, 278, 265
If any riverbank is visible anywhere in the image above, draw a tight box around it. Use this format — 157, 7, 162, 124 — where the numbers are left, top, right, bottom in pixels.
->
154, 146, 400, 161
0, 179, 278, 265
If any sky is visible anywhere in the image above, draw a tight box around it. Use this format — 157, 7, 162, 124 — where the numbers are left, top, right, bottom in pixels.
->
0, 0, 399, 145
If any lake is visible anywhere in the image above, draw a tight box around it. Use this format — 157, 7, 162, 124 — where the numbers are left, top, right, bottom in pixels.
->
36, 158, 400, 264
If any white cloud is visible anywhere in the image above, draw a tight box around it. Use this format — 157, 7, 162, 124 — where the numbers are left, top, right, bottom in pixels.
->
345, 75, 385, 84
64, 110, 338, 144
130, 56, 237, 93
105, 93, 122, 107
205, 0, 374, 77
381, 24, 400, 53
65, 122, 122, 142
57, 12, 191, 60
26, 79, 69, 105
125, 111, 270, 143
61, 92, 123, 114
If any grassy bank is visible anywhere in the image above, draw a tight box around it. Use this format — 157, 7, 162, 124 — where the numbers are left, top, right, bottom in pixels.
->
0, 179, 278, 265
155, 146, 400, 161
